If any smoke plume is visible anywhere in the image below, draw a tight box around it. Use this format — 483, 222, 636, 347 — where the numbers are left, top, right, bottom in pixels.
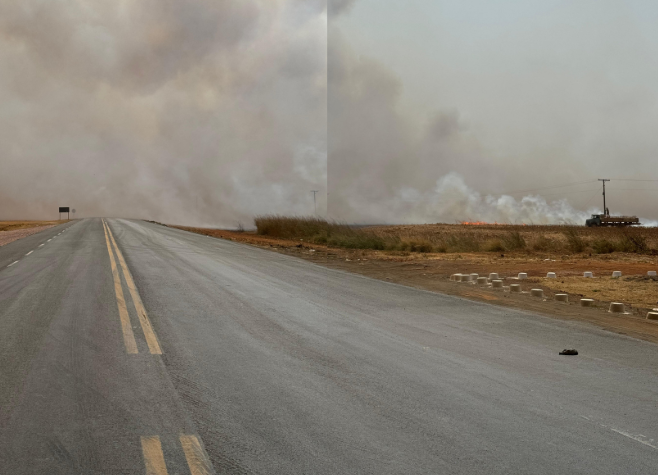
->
0, 0, 327, 225
4, 1, 656, 227
328, 1, 658, 225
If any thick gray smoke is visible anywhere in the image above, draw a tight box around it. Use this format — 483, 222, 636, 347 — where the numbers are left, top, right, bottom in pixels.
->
328, 26, 506, 223
328, 0, 358, 17
4, 1, 655, 227
380, 172, 592, 225
0, 0, 327, 225
328, 1, 658, 225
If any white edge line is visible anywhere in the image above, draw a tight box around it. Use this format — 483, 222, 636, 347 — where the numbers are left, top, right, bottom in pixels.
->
610, 428, 658, 450
25, 251, 33, 256
7, 261, 18, 267
38, 244, 44, 247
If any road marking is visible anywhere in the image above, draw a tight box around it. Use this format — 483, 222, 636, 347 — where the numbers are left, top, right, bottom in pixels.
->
25, 251, 33, 256
47, 239, 51, 242
582, 416, 658, 451
102, 220, 138, 354
180, 435, 213, 475
610, 428, 658, 450
38, 244, 44, 247
141, 436, 169, 475
7, 261, 18, 267
106, 222, 162, 355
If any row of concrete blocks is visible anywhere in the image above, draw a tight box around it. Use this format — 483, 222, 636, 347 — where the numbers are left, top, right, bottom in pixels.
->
450, 273, 501, 282
583, 270, 657, 278
452, 271, 657, 281
450, 273, 657, 319
520, 271, 655, 279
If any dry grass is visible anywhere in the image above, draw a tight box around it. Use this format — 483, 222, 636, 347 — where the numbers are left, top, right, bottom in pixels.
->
255, 215, 393, 251
364, 223, 658, 255
0, 220, 66, 232
254, 217, 658, 256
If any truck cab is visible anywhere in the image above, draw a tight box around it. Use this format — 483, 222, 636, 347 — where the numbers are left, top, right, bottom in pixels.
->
586, 215, 602, 227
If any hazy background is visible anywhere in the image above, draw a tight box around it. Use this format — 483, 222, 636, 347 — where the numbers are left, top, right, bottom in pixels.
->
329, 0, 658, 224
2, 0, 657, 226
0, 0, 327, 225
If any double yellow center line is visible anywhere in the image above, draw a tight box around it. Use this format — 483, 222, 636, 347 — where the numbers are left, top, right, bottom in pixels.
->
103, 220, 215, 473
142, 435, 213, 475
103, 220, 162, 355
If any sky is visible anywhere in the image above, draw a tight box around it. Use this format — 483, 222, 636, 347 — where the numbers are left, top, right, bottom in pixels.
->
1, 0, 657, 226
329, 0, 658, 224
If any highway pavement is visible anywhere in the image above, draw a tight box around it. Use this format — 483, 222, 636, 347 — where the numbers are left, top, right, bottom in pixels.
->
1, 218, 658, 474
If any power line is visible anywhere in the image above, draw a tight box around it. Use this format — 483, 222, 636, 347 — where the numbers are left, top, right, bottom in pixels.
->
610, 178, 658, 182
486, 179, 597, 196
605, 188, 658, 191
582, 187, 604, 208
486, 178, 658, 197
530, 188, 601, 198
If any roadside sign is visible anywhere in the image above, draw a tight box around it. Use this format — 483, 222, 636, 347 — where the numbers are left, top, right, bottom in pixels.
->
59, 207, 70, 220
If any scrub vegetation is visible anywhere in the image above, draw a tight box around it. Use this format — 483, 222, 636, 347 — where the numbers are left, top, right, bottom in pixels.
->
254, 216, 658, 255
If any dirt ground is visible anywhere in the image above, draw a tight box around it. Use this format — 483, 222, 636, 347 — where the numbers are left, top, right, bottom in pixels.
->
0, 224, 56, 247
0, 220, 66, 232
172, 225, 658, 344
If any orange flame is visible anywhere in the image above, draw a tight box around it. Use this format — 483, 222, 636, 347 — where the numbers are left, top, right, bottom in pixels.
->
460, 221, 527, 226
461, 221, 496, 225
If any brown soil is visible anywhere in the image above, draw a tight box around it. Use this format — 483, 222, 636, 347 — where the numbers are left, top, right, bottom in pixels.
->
171, 225, 658, 344
0, 225, 55, 247
0, 220, 65, 232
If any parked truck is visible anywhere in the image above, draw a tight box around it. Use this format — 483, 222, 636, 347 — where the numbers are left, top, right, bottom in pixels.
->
585, 214, 640, 227
585, 179, 642, 227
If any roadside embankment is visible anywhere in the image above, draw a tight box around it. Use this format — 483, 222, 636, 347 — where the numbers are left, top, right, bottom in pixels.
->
170, 220, 658, 344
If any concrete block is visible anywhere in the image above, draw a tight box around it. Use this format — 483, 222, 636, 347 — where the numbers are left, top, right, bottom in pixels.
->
476, 277, 488, 285
647, 312, 658, 321
461, 274, 471, 282
489, 273, 500, 280
450, 274, 460, 281
583, 272, 593, 278
510, 284, 521, 292
546, 272, 556, 278
530, 289, 544, 298
612, 271, 622, 278
491, 280, 503, 289
518, 273, 528, 279
609, 302, 625, 313
580, 298, 594, 307
555, 293, 568, 302
648, 271, 657, 277
470, 273, 479, 280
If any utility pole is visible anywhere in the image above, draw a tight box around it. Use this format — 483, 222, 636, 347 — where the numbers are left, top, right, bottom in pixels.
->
598, 179, 610, 216
310, 190, 319, 215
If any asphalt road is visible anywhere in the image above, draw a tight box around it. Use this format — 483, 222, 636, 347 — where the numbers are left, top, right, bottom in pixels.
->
1, 218, 658, 474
